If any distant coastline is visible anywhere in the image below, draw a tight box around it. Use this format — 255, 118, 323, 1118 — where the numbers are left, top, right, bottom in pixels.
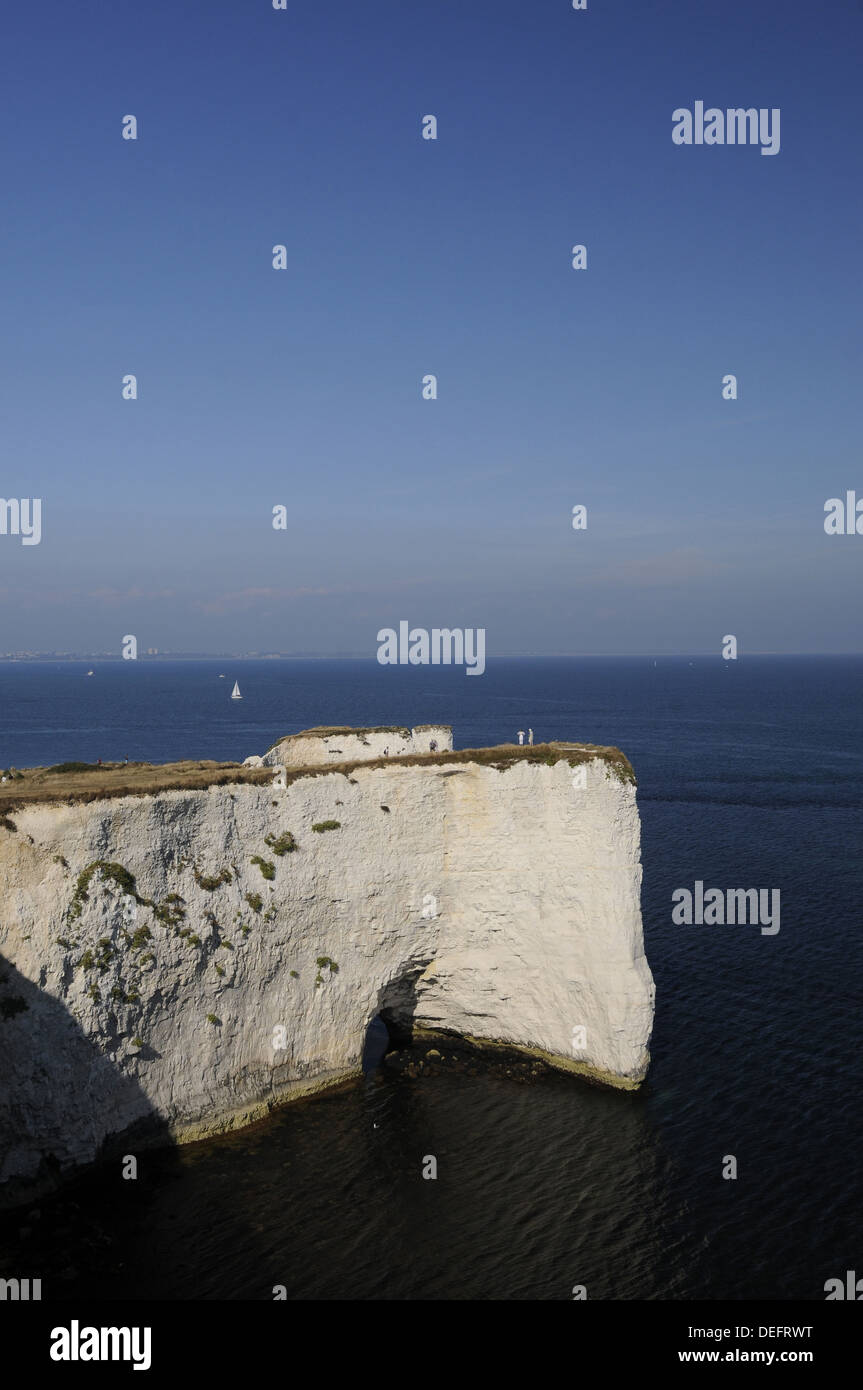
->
1, 652, 860, 664
0, 652, 366, 663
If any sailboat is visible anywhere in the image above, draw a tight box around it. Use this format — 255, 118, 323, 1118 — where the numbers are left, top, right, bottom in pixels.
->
230, 681, 242, 700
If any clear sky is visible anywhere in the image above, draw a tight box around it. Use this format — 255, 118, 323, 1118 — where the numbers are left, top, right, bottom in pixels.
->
1, 0, 861, 655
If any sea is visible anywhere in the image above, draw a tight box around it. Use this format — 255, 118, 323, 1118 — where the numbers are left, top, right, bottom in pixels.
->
1, 655, 861, 1300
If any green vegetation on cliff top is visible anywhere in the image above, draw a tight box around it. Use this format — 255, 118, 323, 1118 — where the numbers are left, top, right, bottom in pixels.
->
0, 741, 636, 814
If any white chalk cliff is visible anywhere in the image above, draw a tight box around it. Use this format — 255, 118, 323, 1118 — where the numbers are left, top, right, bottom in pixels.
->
0, 734, 654, 1204
258, 723, 453, 769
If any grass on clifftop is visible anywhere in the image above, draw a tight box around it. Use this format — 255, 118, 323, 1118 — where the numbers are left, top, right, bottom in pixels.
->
266, 724, 413, 751
297, 742, 637, 785
0, 760, 275, 814
0, 742, 635, 815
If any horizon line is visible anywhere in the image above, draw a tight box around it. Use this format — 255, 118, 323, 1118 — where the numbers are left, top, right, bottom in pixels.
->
1, 652, 862, 663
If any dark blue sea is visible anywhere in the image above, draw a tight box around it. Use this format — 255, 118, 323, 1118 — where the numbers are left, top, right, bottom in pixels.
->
1, 656, 861, 1300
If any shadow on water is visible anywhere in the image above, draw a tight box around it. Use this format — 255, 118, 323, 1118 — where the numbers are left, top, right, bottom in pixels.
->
361, 1015, 390, 1076
0, 951, 190, 1297
361, 965, 428, 1076
1, 948, 695, 1299
0, 953, 177, 1209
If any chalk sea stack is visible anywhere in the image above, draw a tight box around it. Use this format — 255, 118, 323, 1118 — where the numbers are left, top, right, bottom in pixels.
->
0, 729, 654, 1206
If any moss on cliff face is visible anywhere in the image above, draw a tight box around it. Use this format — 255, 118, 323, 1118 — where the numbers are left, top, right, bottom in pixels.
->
69, 861, 138, 921
67, 861, 187, 941
264, 831, 296, 855
193, 866, 232, 891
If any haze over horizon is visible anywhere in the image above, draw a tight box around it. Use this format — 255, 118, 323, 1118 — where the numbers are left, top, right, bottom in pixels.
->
2, 648, 861, 663
2, 0, 861, 657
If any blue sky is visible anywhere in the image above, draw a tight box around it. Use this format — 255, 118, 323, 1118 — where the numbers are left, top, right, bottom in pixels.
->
1, 0, 861, 655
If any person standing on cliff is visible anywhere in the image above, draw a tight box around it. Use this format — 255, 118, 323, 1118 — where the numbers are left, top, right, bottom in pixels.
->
528, 728, 534, 745
517, 730, 525, 744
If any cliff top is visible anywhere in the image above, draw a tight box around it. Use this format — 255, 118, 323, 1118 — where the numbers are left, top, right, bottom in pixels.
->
268, 723, 452, 746
0, 741, 635, 818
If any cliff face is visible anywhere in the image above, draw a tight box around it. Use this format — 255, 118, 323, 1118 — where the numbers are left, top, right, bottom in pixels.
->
0, 746, 654, 1203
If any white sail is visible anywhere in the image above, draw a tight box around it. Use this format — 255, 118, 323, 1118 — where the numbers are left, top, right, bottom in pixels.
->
231, 681, 242, 700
